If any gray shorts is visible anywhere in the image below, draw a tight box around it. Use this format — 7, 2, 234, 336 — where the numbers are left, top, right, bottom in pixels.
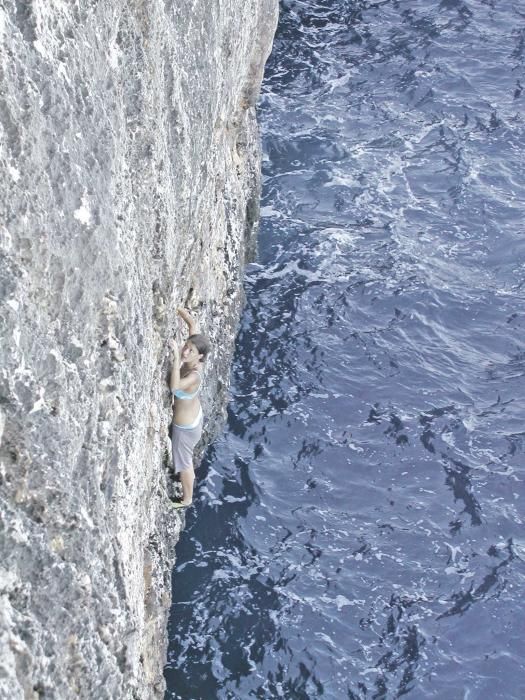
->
171, 419, 203, 473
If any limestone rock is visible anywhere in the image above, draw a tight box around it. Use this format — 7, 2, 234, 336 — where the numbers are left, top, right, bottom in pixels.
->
0, 0, 278, 697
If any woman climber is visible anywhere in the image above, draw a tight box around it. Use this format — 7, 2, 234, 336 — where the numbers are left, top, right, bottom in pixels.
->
169, 307, 211, 508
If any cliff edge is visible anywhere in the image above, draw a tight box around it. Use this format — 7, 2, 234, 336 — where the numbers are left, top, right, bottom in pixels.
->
0, 0, 278, 697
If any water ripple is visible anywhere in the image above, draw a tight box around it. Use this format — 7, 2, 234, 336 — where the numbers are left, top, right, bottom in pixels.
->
166, 1, 525, 698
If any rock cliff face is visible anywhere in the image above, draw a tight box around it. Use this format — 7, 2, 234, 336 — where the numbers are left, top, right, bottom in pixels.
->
0, 1, 277, 697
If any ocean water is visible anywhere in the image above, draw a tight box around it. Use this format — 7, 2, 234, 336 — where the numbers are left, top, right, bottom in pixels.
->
165, 1, 525, 698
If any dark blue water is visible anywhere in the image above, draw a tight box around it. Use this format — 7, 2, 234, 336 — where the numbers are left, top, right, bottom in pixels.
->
165, 1, 525, 698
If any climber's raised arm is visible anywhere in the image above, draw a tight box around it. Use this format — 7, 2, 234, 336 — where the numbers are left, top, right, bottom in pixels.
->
177, 307, 199, 336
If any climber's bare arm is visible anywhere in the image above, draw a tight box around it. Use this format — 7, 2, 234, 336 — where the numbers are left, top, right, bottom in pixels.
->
177, 307, 199, 336
169, 341, 200, 394
169, 341, 181, 392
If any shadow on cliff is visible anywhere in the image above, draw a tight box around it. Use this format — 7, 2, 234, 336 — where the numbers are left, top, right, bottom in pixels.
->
163, 442, 285, 700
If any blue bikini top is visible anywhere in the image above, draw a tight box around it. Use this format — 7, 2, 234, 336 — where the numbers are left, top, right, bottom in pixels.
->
172, 369, 202, 400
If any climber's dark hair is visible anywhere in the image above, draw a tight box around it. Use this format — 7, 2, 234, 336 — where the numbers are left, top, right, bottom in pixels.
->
188, 334, 211, 362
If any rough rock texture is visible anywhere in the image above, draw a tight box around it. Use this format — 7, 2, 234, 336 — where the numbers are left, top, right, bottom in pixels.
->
0, 1, 277, 698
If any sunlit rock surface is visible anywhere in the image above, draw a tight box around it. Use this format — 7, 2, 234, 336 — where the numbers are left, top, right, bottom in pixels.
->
0, 0, 277, 697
